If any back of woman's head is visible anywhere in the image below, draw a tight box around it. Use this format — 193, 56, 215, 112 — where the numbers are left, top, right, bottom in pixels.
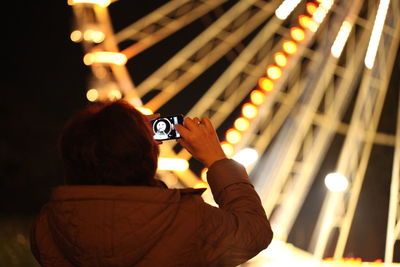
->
58, 100, 159, 186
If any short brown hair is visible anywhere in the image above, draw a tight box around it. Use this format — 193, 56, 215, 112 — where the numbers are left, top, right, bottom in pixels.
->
58, 100, 159, 186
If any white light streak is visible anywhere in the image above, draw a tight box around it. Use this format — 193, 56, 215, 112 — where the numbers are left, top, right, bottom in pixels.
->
232, 148, 259, 167
364, 0, 391, 69
158, 158, 189, 171
68, 0, 111, 7
331, 21, 352, 58
83, 52, 127, 66
275, 0, 302, 20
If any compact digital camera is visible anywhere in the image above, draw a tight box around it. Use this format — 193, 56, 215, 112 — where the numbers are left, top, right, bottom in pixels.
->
151, 114, 184, 141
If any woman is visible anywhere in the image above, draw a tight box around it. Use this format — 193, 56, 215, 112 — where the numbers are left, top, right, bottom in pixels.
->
30, 100, 273, 266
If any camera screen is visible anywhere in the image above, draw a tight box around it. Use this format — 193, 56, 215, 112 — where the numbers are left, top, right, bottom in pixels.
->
151, 115, 183, 141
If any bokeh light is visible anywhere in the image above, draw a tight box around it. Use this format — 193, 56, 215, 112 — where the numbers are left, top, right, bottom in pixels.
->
250, 90, 266, 105
232, 148, 259, 167
274, 52, 288, 67
86, 88, 99, 102
221, 141, 234, 157
68, 0, 111, 7
298, 15, 312, 29
290, 27, 305, 42
324, 172, 349, 192
70, 30, 83, 42
242, 103, 258, 119
226, 129, 242, 144
306, 2, 318, 15
267, 65, 282, 80
283, 40, 298, 55
258, 77, 274, 93
84, 52, 127, 66
234, 117, 250, 131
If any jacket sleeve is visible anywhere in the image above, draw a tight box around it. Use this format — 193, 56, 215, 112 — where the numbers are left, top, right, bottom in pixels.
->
196, 158, 273, 266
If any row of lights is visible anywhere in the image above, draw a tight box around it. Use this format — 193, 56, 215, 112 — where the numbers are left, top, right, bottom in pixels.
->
222, 0, 335, 150
200, 0, 335, 182
68, 0, 127, 103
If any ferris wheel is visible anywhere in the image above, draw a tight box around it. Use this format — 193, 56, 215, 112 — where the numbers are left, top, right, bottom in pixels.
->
67, 0, 400, 265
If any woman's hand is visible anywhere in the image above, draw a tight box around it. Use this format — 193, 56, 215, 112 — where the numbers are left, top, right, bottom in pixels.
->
175, 117, 226, 167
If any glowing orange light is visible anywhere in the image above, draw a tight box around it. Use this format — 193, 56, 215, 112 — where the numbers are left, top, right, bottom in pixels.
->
298, 15, 312, 29
68, 0, 111, 7
234, 117, 250, 131
83, 52, 127, 66
266, 65, 282, 80
200, 168, 208, 182
306, 2, 318, 15
250, 90, 265, 105
70, 30, 83, 42
274, 52, 288, 67
283, 40, 298, 55
242, 103, 258, 119
83, 29, 105, 43
226, 129, 242, 144
258, 77, 274, 93
290, 27, 305, 42
221, 141, 234, 157
86, 88, 98, 102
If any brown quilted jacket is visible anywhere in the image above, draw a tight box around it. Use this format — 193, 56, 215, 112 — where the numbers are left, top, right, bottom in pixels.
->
30, 159, 273, 266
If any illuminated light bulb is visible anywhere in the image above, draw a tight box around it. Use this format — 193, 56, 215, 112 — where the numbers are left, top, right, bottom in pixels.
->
258, 77, 274, 93
290, 27, 305, 42
274, 52, 288, 67
234, 117, 250, 132
266, 65, 282, 80
135, 106, 153, 115
242, 103, 258, 119
83, 29, 105, 43
306, 2, 318, 15
298, 15, 312, 29
324, 172, 349, 192
108, 89, 122, 100
70, 30, 83, 42
331, 21, 352, 58
232, 148, 258, 167
200, 168, 208, 182
68, 0, 111, 7
221, 141, 234, 157
86, 88, 98, 102
158, 158, 189, 171
250, 90, 266, 105
283, 40, 298, 55
83, 52, 127, 66
365, 0, 391, 69
275, 0, 302, 20
226, 129, 242, 144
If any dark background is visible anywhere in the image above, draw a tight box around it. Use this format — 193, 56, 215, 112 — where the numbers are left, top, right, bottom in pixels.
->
1, 0, 399, 265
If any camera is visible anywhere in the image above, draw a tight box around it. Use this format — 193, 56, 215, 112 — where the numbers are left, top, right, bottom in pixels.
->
151, 114, 183, 141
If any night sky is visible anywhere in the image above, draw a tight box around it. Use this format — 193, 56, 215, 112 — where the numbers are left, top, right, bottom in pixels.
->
1, 0, 400, 265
